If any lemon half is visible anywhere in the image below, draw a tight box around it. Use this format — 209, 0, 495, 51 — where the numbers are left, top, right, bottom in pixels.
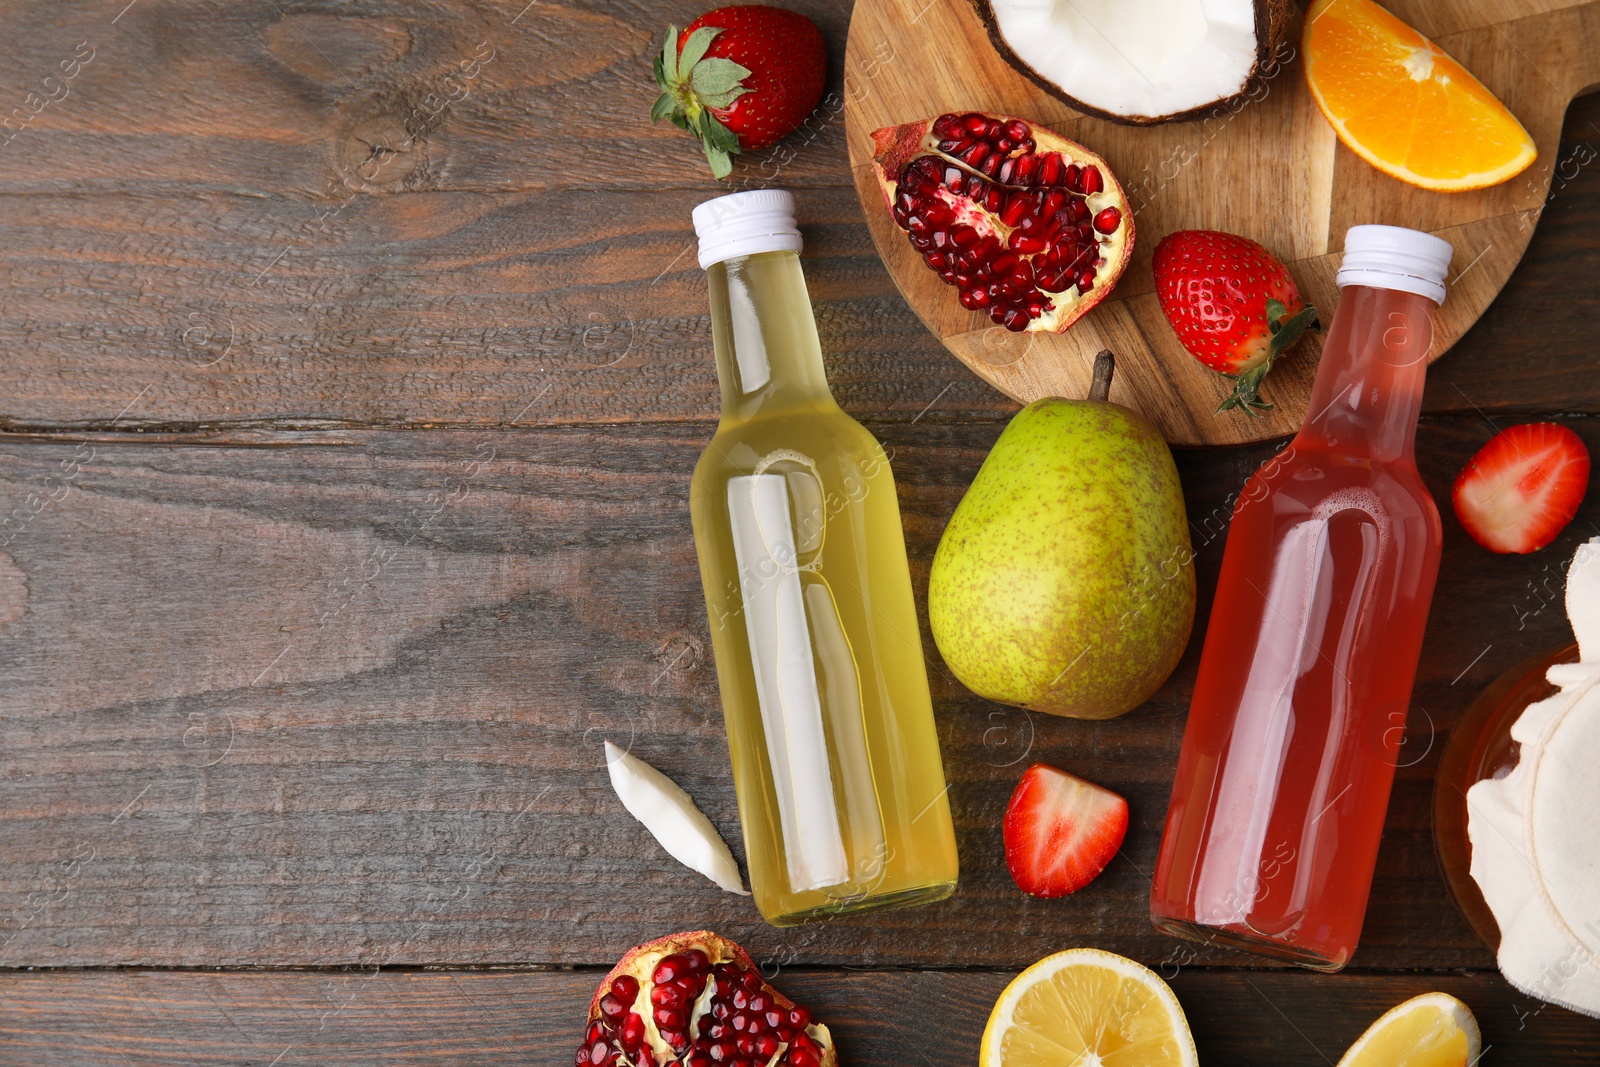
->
980, 948, 1198, 1067
1337, 992, 1481, 1067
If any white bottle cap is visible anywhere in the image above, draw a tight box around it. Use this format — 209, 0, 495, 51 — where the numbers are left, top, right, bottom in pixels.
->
1336, 224, 1454, 305
693, 189, 803, 270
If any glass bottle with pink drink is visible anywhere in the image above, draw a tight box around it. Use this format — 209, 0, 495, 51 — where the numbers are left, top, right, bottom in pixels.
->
1150, 225, 1455, 971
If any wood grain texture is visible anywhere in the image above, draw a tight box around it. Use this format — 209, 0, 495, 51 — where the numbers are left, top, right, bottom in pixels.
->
843, 0, 1600, 443
0, 0, 1593, 432
0, 418, 1594, 971
1, 968, 1597, 1064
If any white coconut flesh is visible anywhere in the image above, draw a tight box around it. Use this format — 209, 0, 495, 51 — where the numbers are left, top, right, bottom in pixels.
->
986, 0, 1262, 121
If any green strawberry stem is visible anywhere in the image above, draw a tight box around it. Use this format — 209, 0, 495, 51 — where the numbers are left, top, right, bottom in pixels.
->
1216, 299, 1321, 418
651, 25, 751, 180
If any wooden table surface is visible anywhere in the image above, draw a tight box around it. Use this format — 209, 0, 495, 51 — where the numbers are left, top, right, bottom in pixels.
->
1, 1, 1598, 1063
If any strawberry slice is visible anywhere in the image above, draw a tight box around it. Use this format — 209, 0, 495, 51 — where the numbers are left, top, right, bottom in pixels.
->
1452, 423, 1590, 554
1003, 762, 1128, 898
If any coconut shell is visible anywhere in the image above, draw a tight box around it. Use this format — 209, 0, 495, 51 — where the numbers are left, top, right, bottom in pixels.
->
970, 0, 1296, 126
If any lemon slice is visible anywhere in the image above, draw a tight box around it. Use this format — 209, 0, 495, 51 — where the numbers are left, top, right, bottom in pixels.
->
980, 948, 1197, 1067
1337, 992, 1481, 1067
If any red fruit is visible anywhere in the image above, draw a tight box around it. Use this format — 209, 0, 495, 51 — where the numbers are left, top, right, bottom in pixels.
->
651, 6, 826, 178
869, 111, 1134, 333
1152, 230, 1320, 416
1003, 763, 1128, 899
1452, 423, 1590, 554
579, 931, 837, 1067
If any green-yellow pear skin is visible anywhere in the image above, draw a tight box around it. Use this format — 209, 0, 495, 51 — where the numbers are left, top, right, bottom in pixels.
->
928, 355, 1195, 719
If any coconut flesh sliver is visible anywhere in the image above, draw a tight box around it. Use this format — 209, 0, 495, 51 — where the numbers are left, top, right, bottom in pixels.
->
604, 741, 750, 895
1467, 537, 1600, 1019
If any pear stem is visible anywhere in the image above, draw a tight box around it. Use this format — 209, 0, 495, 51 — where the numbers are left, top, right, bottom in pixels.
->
1088, 350, 1115, 402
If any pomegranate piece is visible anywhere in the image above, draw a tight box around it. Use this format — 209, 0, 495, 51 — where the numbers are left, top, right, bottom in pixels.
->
870, 112, 1135, 333
579, 930, 837, 1067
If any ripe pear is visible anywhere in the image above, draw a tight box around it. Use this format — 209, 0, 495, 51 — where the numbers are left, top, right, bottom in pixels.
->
929, 352, 1195, 719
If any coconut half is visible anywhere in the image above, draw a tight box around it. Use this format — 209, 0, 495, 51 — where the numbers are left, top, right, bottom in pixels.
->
973, 0, 1294, 125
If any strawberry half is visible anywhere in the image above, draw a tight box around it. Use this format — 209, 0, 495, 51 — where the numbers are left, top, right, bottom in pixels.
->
1452, 423, 1590, 554
651, 5, 826, 179
1153, 230, 1319, 416
1003, 762, 1128, 899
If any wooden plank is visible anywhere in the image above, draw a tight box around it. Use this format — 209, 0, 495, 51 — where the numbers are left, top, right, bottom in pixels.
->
0, 967, 1596, 1064
0, 417, 1593, 969
0, 0, 1595, 432
0, 0, 855, 196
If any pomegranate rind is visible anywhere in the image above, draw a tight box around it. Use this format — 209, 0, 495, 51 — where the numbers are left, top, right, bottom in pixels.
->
869, 112, 1135, 334
584, 929, 837, 1067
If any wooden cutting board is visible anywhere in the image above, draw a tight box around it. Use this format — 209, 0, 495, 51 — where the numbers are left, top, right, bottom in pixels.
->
844, 0, 1600, 445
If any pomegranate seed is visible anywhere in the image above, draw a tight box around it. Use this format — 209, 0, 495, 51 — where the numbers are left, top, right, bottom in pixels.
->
980, 153, 1001, 177
1010, 233, 1046, 254
1063, 163, 1080, 190
963, 114, 988, 135
790, 1047, 820, 1067
960, 287, 990, 310
996, 136, 1015, 152
1042, 189, 1067, 216
1038, 153, 1063, 185
737, 1035, 757, 1055
655, 1007, 683, 1029
1080, 165, 1103, 194
653, 955, 686, 985
1077, 269, 1096, 292
1014, 153, 1037, 183
933, 113, 964, 138
999, 194, 1027, 227
600, 993, 627, 1023
983, 186, 1004, 212
1094, 207, 1122, 233
622, 1012, 646, 1050
1067, 198, 1089, 222
758, 1034, 781, 1057
611, 974, 639, 1001
1005, 119, 1030, 141
651, 984, 684, 1010
788, 1007, 811, 1029
942, 166, 962, 189
960, 141, 990, 167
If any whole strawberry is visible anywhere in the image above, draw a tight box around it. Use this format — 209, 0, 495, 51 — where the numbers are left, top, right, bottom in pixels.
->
1153, 230, 1319, 416
651, 5, 826, 179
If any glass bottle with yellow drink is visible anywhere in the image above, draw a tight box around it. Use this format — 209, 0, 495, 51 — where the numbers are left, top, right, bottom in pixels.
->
689, 189, 959, 925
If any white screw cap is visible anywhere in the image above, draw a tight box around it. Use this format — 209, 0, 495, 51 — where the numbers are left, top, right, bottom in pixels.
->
1336, 224, 1455, 305
693, 189, 803, 270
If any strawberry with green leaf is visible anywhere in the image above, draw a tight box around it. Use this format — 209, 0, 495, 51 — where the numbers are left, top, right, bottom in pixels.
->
1153, 230, 1321, 416
652, 5, 827, 179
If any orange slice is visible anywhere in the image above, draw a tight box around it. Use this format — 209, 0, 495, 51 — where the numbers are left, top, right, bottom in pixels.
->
1304, 0, 1536, 191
